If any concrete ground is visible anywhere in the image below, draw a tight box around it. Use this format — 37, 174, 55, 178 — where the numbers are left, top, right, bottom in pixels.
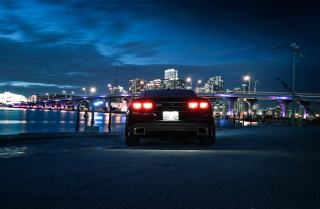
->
0, 126, 320, 208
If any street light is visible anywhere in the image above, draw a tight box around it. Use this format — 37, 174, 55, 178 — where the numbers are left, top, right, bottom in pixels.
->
63, 90, 67, 98
254, 80, 258, 94
108, 84, 112, 93
290, 42, 299, 126
196, 80, 201, 92
270, 42, 301, 126
140, 81, 144, 92
186, 78, 192, 90
46, 93, 49, 100
90, 87, 96, 96
244, 76, 250, 93
82, 87, 86, 97
71, 91, 74, 98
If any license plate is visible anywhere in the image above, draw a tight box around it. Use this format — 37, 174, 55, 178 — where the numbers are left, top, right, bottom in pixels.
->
163, 111, 179, 120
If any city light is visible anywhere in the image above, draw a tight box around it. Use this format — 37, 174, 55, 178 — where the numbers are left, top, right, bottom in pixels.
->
90, 87, 96, 96
94, 101, 103, 106
63, 90, 67, 98
186, 78, 192, 90
196, 80, 202, 92
254, 80, 258, 94
0, 92, 28, 104
244, 76, 250, 92
82, 87, 86, 96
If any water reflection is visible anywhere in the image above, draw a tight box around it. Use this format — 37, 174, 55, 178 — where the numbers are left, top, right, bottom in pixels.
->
0, 147, 29, 158
0, 108, 126, 135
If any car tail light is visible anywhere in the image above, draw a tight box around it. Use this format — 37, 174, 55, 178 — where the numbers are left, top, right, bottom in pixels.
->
188, 102, 198, 109
143, 102, 153, 109
132, 102, 142, 109
132, 102, 153, 110
200, 102, 209, 109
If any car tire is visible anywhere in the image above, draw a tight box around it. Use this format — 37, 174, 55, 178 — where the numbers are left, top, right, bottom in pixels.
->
199, 128, 215, 146
125, 125, 140, 146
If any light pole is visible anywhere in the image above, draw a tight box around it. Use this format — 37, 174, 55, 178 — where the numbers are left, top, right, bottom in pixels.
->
196, 80, 201, 92
71, 91, 74, 98
82, 87, 86, 97
63, 90, 67, 98
90, 87, 96, 96
270, 42, 300, 126
140, 81, 144, 92
46, 93, 49, 100
254, 80, 258, 94
244, 76, 250, 93
186, 78, 192, 90
290, 42, 299, 126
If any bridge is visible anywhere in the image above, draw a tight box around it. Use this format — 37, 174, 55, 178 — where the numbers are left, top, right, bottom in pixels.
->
11, 91, 320, 119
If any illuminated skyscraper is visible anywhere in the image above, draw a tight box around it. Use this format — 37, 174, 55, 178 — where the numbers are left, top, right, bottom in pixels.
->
233, 99, 248, 114
164, 69, 178, 80
129, 78, 146, 93
204, 76, 224, 93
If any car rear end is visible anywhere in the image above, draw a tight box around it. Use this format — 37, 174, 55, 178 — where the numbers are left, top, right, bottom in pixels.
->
125, 90, 215, 146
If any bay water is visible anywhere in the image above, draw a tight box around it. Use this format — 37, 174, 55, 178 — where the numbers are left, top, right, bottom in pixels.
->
0, 107, 126, 135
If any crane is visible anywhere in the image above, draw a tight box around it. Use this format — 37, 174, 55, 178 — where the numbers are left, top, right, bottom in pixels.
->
277, 78, 317, 116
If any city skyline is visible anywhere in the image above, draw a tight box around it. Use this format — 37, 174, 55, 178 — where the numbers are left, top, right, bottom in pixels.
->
1, 0, 320, 101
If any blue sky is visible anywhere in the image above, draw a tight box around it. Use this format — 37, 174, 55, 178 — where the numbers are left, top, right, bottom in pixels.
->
1, 0, 320, 104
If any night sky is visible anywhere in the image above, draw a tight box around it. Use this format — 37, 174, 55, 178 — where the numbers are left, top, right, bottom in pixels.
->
1, 0, 320, 102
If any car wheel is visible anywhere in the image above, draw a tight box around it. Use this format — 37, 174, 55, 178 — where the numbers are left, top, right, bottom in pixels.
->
125, 125, 140, 146
199, 128, 215, 146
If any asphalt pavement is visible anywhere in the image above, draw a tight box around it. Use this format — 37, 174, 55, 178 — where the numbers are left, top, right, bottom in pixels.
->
1, 126, 320, 209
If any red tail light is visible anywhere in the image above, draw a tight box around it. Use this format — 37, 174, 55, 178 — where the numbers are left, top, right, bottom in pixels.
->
188, 101, 210, 109
132, 102, 153, 110
132, 102, 142, 109
143, 102, 153, 109
188, 102, 198, 109
200, 102, 209, 109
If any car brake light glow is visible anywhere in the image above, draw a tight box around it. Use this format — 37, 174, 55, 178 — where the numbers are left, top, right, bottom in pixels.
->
188, 102, 198, 109
132, 102, 142, 109
143, 102, 153, 109
200, 102, 209, 108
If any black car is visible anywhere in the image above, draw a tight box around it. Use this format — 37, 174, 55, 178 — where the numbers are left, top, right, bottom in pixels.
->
125, 89, 215, 146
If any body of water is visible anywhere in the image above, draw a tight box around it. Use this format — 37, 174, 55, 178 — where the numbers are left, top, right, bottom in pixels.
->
0, 108, 260, 135
0, 108, 126, 135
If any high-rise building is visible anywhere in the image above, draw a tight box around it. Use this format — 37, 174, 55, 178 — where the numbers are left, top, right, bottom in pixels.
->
110, 86, 127, 94
204, 76, 224, 93
242, 83, 249, 93
129, 78, 146, 93
233, 99, 249, 114
145, 78, 186, 90
164, 69, 178, 80
145, 69, 185, 90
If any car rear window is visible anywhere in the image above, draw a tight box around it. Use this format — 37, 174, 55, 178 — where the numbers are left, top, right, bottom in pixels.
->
141, 90, 197, 98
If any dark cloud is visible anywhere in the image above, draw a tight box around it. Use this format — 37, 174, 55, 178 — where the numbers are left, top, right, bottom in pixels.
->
118, 42, 164, 58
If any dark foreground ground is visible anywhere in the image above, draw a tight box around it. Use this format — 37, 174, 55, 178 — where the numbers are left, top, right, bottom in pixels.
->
0, 126, 320, 209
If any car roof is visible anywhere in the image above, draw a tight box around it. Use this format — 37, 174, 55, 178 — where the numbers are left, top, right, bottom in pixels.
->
140, 89, 198, 98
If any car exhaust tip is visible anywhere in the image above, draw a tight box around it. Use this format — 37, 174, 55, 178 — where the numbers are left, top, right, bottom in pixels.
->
197, 127, 208, 135
134, 127, 145, 135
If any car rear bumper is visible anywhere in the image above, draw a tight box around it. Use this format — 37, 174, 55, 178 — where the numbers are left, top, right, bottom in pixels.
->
129, 123, 213, 137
